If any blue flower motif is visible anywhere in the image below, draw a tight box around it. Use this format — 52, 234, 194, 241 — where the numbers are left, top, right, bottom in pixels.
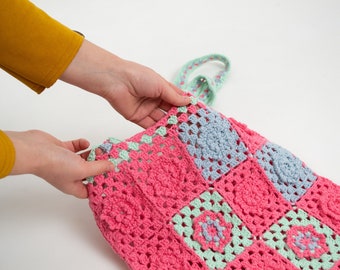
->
178, 108, 247, 182
286, 225, 329, 258
201, 216, 226, 243
193, 210, 232, 252
198, 122, 237, 160
256, 142, 317, 203
273, 147, 303, 184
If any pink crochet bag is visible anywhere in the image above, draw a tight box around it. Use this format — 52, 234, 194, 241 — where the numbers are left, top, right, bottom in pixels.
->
86, 55, 340, 270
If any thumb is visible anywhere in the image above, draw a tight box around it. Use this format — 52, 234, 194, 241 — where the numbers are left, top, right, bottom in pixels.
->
71, 160, 114, 199
82, 160, 114, 179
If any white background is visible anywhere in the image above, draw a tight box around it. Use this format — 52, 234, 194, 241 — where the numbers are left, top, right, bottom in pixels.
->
0, 0, 339, 269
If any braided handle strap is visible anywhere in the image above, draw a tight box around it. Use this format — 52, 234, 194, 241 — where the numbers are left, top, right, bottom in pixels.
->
173, 54, 230, 105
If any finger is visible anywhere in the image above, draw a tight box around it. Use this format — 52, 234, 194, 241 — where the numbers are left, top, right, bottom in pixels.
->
81, 160, 114, 179
160, 83, 191, 106
79, 149, 91, 160
75, 138, 91, 152
64, 138, 90, 153
137, 116, 157, 129
168, 82, 187, 95
70, 181, 89, 199
95, 147, 104, 155
66, 160, 114, 199
149, 107, 166, 122
159, 101, 173, 112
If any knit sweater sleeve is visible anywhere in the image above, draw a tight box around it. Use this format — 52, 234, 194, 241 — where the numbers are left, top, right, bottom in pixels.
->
0, 131, 15, 178
0, 0, 84, 93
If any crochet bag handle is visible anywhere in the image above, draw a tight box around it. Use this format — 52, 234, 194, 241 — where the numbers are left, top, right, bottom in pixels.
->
173, 54, 230, 105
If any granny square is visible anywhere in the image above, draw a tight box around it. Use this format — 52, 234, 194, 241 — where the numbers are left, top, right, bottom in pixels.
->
263, 209, 340, 269
172, 189, 253, 269
87, 100, 340, 270
297, 176, 340, 235
214, 158, 292, 236
256, 142, 318, 203
178, 107, 248, 182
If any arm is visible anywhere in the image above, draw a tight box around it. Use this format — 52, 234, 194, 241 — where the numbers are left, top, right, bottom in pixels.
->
60, 39, 190, 128
0, 0, 83, 93
0, 1, 190, 198
0, 0, 189, 126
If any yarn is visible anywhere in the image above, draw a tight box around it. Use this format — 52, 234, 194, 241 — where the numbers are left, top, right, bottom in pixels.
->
86, 55, 339, 269
173, 54, 230, 105
86, 100, 340, 270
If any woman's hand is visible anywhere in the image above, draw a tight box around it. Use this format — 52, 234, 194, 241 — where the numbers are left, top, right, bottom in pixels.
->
17, 40, 190, 198
60, 39, 191, 128
100, 59, 190, 128
6, 130, 113, 198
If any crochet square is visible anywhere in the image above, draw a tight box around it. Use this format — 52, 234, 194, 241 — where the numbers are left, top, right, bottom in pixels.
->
178, 107, 248, 183
214, 158, 292, 236
128, 134, 209, 218
172, 190, 253, 269
228, 118, 267, 154
256, 142, 318, 204
297, 176, 340, 235
226, 240, 298, 270
263, 209, 340, 269
89, 156, 205, 270
126, 226, 206, 270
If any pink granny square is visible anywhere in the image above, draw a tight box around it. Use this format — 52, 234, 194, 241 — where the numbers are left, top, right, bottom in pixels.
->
215, 158, 292, 236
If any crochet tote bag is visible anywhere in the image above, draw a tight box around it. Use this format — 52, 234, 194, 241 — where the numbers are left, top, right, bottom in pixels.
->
86, 55, 340, 270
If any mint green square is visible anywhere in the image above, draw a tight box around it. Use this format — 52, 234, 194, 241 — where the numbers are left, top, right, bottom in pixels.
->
172, 190, 253, 269
263, 209, 340, 270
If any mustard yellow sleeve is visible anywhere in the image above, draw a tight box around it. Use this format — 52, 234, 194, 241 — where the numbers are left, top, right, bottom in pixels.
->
0, 131, 15, 179
0, 0, 84, 93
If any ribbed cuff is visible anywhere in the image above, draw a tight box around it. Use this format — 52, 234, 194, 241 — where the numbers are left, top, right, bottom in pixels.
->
0, 130, 16, 178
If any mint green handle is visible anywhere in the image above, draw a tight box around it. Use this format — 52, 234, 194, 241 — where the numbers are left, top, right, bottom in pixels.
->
174, 54, 230, 105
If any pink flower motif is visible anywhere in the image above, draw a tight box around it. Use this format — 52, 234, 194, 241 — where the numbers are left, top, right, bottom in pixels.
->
320, 190, 340, 221
100, 197, 136, 232
235, 177, 273, 214
149, 156, 188, 199
193, 211, 231, 252
286, 225, 329, 258
247, 253, 287, 270
148, 245, 191, 270
134, 227, 194, 270
149, 254, 186, 270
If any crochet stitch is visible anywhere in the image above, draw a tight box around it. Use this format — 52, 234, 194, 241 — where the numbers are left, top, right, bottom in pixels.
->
86, 55, 340, 269
86, 100, 340, 270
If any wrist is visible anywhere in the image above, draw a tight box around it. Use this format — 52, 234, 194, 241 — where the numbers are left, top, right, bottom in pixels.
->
4, 131, 40, 176
59, 39, 126, 98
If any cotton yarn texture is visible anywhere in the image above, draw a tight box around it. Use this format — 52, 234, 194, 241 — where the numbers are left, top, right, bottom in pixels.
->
86, 55, 340, 270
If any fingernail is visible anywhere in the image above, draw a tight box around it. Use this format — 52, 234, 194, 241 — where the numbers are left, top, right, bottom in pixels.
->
108, 163, 115, 171
184, 96, 191, 103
